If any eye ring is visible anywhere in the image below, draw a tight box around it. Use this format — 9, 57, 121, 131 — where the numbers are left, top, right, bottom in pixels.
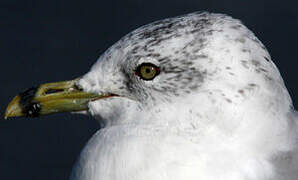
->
135, 63, 160, 81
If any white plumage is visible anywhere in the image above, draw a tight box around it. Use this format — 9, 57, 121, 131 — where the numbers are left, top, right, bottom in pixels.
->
70, 12, 298, 180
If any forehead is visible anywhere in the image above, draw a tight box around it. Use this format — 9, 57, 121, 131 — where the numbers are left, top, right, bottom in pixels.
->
99, 12, 219, 66
123, 13, 214, 58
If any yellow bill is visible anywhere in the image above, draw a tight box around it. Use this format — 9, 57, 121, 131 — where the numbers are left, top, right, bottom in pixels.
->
4, 79, 113, 119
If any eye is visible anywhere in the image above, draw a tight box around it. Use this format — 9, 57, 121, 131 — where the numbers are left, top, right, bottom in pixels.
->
135, 63, 160, 81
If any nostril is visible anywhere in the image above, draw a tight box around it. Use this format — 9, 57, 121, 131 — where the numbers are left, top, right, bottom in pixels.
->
45, 89, 64, 95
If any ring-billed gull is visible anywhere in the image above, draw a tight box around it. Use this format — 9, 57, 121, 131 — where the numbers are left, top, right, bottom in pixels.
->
5, 12, 298, 180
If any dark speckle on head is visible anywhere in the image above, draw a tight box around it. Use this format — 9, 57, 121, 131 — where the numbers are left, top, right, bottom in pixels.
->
264, 56, 270, 62
242, 48, 251, 53
230, 24, 242, 30
235, 38, 246, 43
248, 83, 257, 87
238, 89, 245, 95
241, 60, 249, 69
226, 98, 232, 103
251, 60, 261, 67
19, 87, 41, 117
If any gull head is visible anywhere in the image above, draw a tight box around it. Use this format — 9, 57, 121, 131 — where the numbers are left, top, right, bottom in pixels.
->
5, 12, 292, 136
75, 12, 292, 129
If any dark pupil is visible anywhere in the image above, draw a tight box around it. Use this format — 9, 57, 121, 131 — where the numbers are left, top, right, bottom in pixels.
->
145, 67, 151, 73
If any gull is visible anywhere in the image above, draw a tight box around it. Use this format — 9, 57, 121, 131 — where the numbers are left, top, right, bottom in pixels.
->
5, 12, 298, 180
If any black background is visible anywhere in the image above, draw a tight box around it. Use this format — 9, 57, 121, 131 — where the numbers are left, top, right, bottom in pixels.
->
0, 0, 297, 179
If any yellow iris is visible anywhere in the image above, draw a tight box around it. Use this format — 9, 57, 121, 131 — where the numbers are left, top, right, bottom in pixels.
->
137, 63, 160, 80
